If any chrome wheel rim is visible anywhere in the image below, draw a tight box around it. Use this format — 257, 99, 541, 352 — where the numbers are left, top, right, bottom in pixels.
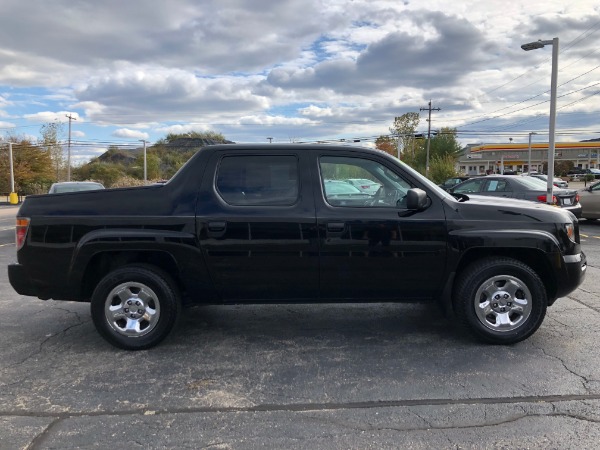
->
104, 282, 160, 338
474, 275, 532, 332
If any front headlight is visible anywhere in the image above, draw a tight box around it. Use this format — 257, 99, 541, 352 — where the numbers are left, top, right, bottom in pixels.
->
564, 223, 576, 242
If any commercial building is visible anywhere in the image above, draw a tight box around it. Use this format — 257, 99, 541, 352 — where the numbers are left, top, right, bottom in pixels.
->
458, 141, 600, 175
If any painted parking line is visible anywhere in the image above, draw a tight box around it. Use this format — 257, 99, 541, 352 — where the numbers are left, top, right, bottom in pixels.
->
0, 242, 14, 247
580, 234, 600, 240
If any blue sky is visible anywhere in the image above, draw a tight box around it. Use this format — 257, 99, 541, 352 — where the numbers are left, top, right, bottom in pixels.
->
0, 0, 599, 164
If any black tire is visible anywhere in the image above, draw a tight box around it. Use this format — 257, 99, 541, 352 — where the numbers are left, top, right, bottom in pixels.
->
91, 265, 180, 350
453, 257, 547, 344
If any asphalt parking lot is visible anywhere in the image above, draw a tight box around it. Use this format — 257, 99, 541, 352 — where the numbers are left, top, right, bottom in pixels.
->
1, 204, 600, 448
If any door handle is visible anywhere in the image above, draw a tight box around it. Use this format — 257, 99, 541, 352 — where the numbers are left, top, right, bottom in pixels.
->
207, 221, 227, 238
208, 221, 227, 231
326, 222, 345, 232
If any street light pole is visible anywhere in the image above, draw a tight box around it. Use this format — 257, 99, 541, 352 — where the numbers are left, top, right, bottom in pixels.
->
527, 132, 537, 173
521, 38, 559, 205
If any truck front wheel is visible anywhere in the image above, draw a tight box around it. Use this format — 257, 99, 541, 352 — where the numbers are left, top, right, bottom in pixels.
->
453, 257, 547, 344
91, 265, 180, 350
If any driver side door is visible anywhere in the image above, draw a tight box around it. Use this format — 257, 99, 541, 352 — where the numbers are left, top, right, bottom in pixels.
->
315, 153, 447, 301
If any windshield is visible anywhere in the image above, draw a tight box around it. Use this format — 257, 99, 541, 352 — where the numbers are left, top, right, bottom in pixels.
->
51, 183, 104, 193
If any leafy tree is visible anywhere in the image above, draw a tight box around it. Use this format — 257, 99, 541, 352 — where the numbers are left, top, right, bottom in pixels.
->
40, 122, 65, 181
406, 128, 462, 176
555, 160, 573, 177
158, 130, 228, 145
429, 154, 459, 184
129, 152, 161, 180
375, 136, 397, 157
75, 130, 231, 186
72, 162, 126, 187
390, 112, 421, 159
0, 137, 54, 194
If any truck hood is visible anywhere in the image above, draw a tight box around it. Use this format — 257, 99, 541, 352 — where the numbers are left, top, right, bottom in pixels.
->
446, 193, 576, 222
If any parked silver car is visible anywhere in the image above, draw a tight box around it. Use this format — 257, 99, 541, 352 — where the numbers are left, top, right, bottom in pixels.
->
526, 173, 568, 188
578, 180, 600, 220
343, 178, 382, 195
449, 175, 581, 217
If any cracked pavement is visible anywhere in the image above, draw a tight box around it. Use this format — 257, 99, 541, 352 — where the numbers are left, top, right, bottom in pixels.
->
2, 233, 600, 448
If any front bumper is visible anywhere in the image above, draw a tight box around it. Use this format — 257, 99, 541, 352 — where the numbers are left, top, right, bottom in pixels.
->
553, 251, 586, 303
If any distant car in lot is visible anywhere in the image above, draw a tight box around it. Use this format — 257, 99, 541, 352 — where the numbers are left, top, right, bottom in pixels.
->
567, 168, 585, 176
577, 180, 600, 220
568, 168, 600, 179
323, 180, 372, 206
448, 175, 581, 217
48, 181, 105, 194
526, 173, 569, 188
343, 178, 381, 194
439, 176, 473, 191
585, 168, 600, 179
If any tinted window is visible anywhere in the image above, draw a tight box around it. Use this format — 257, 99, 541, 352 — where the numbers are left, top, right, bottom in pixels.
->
453, 178, 486, 193
320, 156, 412, 208
216, 155, 299, 206
484, 179, 510, 192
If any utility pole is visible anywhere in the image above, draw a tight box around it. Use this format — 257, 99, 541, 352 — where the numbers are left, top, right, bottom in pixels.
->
139, 140, 148, 184
267, 137, 273, 143
65, 114, 77, 181
420, 100, 440, 178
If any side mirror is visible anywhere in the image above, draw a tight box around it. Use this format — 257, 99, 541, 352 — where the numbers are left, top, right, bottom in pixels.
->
405, 188, 429, 210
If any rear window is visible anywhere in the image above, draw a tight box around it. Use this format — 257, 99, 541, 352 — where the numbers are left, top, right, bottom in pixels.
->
216, 155, 299, 206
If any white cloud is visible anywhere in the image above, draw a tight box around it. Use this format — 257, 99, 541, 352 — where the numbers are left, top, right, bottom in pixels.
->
23, 111, 82, 123
0, 0, 599, 163
112, 128, 150, 140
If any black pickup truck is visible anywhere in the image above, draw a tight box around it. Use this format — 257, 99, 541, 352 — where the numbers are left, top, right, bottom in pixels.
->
8, 144, 586, 350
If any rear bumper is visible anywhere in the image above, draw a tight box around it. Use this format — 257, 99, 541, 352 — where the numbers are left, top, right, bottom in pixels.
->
8, 263, 81, 300
564, 203, 582, 218
8, 263, 41, 298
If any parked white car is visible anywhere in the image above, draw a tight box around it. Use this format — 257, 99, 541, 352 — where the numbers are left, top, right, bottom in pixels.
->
48, 181, 105, 194
524, 174, 568, 188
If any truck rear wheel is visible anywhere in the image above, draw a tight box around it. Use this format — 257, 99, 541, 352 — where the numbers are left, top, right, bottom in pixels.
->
453, 257, 547, 344
91, 265, 180, 350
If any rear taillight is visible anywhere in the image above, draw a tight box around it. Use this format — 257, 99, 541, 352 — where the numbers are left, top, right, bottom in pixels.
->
361, 185, 370, 189
15, 218, 30, 250
576, 193, 580, 203
537, 195, 557, 205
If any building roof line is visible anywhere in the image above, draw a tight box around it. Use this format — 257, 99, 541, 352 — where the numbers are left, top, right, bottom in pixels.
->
471, 142, 600, 152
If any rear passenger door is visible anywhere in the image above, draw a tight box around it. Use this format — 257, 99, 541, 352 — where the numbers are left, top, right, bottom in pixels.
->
481, 178, 512, 198
196, 150, 319, 302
